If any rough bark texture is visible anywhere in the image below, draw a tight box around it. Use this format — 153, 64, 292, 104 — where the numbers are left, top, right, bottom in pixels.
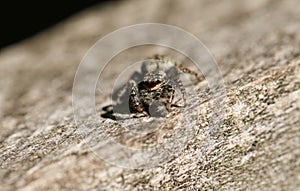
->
1, 0, 300, 190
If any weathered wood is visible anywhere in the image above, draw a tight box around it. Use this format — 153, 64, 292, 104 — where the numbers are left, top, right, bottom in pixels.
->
0, 0, 299, 190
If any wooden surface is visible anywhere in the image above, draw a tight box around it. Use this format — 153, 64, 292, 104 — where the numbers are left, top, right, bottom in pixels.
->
0, 0, 299, 190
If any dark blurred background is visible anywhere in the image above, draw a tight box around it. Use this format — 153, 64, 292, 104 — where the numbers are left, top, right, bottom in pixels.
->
0, 0, 117, 50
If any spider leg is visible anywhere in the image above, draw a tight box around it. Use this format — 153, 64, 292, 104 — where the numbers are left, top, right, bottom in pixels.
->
172, 99, 185, 107
177, 64, 204, 82
163, 83, 176, 111
175, 64, 203, 106
174, 77, 187, 105
113, 71, 144, 104
129, 80, 148, 116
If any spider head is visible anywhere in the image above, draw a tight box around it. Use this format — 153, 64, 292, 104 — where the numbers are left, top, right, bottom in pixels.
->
141, 71, 167, 91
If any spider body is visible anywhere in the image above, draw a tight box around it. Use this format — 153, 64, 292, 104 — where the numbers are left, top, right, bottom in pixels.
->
126, 55, 202, 116
103, 55, 202, 118
129, 72, 176, 116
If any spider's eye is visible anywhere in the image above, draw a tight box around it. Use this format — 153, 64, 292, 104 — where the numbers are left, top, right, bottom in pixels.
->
153, 79, 162, 84
147, 81, 159, 87
143, 79, 162, 88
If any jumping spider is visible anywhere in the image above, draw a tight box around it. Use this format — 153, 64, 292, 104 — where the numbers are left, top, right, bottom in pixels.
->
102, 55, 202, 119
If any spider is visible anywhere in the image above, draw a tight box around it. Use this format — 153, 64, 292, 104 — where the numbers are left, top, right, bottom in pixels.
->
102, 55, 202, 118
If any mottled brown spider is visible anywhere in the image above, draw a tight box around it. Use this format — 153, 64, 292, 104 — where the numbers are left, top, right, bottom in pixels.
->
102, 55, 202, 119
